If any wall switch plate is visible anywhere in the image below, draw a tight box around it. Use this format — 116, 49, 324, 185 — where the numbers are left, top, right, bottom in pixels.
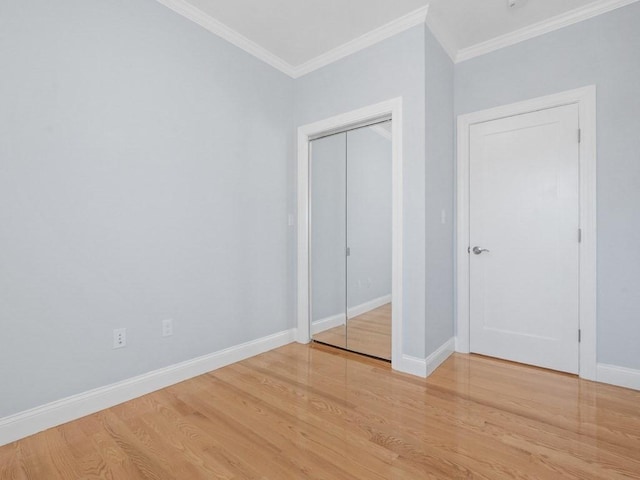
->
113, 328, 126, 349
288, 214, 295, 227
162, 319, 173, 337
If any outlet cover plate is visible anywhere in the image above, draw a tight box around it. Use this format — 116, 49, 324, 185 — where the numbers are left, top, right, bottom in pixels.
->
113, 328, 126, 349
162, 319, 173, 337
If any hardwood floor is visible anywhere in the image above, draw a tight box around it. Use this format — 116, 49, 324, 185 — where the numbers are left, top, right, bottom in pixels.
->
2, 343, 640, 479
313, 303, 391, 360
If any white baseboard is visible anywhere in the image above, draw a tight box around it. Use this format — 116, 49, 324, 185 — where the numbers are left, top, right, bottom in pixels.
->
425, 338, 456, 377
0, 328, 296, 447
311, 313, 346, 334
310, 294, 391, 335
348, 294, 391, 319
397, 354, 429, 377
597, 363, 640, 391
453, 341, 640, 392
396, 338, 455, 378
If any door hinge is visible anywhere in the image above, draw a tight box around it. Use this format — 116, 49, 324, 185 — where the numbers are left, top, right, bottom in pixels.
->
578, 329, 582, 343
578, 228, 582, 243
578, 129, 582, 143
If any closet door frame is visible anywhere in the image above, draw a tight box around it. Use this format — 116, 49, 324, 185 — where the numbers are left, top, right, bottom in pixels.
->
296, 98, 404, 369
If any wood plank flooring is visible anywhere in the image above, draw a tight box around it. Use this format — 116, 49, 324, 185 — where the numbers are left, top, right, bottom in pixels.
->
313, 303, 391, 360
2, 343, 640, 479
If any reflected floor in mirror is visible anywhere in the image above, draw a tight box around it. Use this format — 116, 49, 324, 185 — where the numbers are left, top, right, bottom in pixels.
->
314, 303, 391, 360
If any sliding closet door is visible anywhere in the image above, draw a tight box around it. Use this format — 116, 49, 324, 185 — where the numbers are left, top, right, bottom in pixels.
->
346, 122, 392, 359
310, 133, 347, 349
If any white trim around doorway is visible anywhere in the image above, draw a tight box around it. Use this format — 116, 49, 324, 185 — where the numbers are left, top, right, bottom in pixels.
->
296, 98, 404, 370
455, 86, 597, 380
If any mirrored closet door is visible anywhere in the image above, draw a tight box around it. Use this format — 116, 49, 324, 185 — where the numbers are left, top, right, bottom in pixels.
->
310, 120, 392, 360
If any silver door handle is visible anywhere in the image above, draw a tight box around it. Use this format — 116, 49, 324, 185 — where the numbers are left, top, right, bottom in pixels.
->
472, 246, 490, 255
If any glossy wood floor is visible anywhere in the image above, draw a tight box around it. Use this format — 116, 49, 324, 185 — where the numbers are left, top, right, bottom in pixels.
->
313, 303, 391, 360
2, 343, 640, 479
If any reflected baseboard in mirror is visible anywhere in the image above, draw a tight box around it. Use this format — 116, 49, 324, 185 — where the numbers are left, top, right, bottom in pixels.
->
313, 303, 391, 361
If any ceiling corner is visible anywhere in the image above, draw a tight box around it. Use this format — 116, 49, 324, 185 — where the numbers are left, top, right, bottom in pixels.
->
425, 14, 459, 62
293, 5, 431, 78
154, 0, 297, 77
455, 0, 640, 63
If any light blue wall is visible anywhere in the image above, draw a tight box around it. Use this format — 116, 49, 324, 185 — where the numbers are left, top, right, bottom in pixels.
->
295, 26, 428, 358
0, 0, 294, 417
455, 3, 640, 370
425, 28, 455, 356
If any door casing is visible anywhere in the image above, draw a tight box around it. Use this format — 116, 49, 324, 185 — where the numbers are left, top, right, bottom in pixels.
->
456, 86, 597, 380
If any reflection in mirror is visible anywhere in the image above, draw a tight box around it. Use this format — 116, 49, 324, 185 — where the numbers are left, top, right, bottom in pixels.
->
310, 132, 347, 349
346, 121, 392, 360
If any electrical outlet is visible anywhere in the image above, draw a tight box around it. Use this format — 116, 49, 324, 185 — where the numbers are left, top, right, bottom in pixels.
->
113, 328, 126, 349
162, 319, 173, 337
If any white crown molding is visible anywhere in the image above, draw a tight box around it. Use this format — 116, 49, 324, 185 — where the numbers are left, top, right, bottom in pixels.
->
156, 0, 637, 73
155, 1, 428, 79
291, 5, 429, 78
456, 0, 640, 63
154, 0, 296, 76
0, 328, 296, 447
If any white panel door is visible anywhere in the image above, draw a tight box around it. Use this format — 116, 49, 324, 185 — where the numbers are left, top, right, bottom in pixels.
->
469, 104, 580, 374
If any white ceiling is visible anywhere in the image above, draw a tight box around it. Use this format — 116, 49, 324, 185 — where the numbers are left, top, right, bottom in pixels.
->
429, 0, 593, 51
159, 0, 638, 75
426, 0, 633, 60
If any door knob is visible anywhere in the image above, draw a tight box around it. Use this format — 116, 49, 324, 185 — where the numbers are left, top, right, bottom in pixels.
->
472, 246, 490, 255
